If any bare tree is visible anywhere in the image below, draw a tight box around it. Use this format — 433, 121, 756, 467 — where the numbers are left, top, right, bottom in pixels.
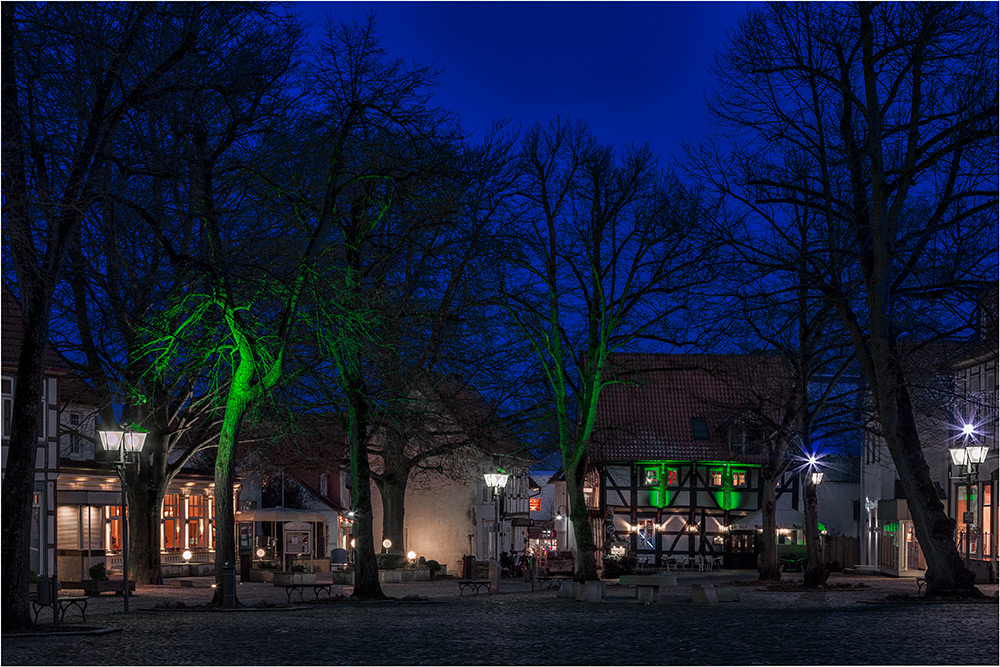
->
500, 119, 719, 580
707, 2, 998, 595
1, 2, 218, 629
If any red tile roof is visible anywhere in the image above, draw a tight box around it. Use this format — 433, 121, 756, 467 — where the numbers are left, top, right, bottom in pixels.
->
590, 353, 791, 463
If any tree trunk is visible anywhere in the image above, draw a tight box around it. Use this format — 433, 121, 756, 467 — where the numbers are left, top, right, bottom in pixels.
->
378, 471, 408, 561
757, 478, 781, 582
874, 347, 980, 597
210, 387, 249, 607
128, 473, 165, 585
346, 379, 385, 600
0, 289, 52, 631
802, 475, 828, 587
565, 462, 598, 581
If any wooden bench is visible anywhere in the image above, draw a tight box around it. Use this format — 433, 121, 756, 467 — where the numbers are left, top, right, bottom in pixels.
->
456, 579, 492, 596
618, 574, 677, 603
31, 595, 89, 624
274, 583, 335, 603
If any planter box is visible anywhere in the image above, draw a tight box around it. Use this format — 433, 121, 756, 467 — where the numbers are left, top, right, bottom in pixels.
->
82, 579, 136, 596
248, 569, 276, 583
330, 570, 355, 585
378, 569, 402, 583
272, 571, 316, 586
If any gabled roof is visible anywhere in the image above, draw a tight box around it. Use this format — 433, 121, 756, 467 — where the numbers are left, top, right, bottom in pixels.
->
2, 286, 73, 372
590, 353, 791, 463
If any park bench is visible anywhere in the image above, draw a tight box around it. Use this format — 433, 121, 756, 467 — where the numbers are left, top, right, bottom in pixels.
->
274, 583, 335, 603
536, 573, 573, 590
456, 579, 492, 596
30, 592, 89, 623
618, 574, 677, 603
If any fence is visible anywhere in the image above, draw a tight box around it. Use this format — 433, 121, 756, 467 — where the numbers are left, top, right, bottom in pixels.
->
825, 536, 859, 568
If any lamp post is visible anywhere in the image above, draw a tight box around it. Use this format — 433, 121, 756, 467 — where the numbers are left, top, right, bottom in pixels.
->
483, 467, 509, 560
949, 429, 991, 569
98, 426, 146, 613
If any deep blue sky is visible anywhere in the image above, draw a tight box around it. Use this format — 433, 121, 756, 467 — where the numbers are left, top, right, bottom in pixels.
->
295, 1, 754, 162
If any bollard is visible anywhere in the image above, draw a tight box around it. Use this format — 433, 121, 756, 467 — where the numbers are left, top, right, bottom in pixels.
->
223, 562, 236, 609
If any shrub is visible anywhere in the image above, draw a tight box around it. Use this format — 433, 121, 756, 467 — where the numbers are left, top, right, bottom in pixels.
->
600, 554, 637, 579
376, 553, 406, 570
291, 564, 306, 572
89, 562, 109, 581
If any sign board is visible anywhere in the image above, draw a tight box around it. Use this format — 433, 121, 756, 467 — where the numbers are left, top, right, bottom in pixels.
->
529, 497, 541, 512
285, 531, 310, 554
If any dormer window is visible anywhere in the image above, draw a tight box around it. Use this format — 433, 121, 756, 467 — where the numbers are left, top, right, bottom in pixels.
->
691, 417, 709, 441
728, 427, 760, 455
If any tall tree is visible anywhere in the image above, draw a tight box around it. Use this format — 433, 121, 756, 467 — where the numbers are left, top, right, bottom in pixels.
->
709, 1, 998, 596
501, 119, 718, 580
1, 2, 211, 629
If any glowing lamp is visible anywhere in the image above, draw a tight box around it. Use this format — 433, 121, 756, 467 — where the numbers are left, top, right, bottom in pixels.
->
483, 468, 509, 489
555, 510, 564, 520
962, 423, 975, 436
407, 551, 417, 561
182, 550, 192, 562
948, 446, 968, 466
811, 471, 824, 485
98, 429, 147, 454
350, 539, 356, 548
966, 445, 990, 465
382, 539, 392, 549
256, 548, 266, 558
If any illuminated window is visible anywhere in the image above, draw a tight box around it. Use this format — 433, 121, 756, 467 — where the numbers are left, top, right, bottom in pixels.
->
163, 494, 183, 551
710, 469, 723, 487
644, 468, 659, 486
187, 495, 207, 549
666, 468, 678, 486
106, 505, 123, 552
732, 470, 747, 487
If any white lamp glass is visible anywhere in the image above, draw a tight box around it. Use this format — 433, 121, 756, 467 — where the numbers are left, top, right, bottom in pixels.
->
811, 471, 824, 485
483, 470, 509, 489
966, 445, 990, 465
382, 539, 392, 549
124, 431, 146, 453
98, 430, 124, 451
949, 446, 969, 466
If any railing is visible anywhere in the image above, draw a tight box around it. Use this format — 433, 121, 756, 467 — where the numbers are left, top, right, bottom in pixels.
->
105, 554, 123, 571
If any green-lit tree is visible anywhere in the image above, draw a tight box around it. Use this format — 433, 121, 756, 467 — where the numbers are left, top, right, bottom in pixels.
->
501, 119, 719, 581
709, 2, 998, 596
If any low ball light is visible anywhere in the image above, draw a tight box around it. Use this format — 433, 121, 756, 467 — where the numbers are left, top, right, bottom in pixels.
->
382, 539, 392, 549
407, 551, 417, 561
256, 548, 266, 558
182, 550, 192, 562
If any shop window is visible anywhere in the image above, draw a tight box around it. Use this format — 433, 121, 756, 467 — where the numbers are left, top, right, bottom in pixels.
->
106, 505, 123, 552
163, 494, 183, 551
983, 485, 992, 556
691, 417, 709, 441
732, 470, 747, 488
710, 469, 723, 487
187, 495, 207, 549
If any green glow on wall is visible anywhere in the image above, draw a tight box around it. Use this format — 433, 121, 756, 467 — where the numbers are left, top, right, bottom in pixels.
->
713, 489, 743, 511
650, 487, 672, 508
883, 522, 899, 532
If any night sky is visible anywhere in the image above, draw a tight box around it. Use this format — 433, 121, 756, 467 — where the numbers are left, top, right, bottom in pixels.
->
296, 1, 754, 162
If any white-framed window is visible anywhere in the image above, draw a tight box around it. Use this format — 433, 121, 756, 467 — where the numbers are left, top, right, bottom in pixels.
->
68, 412, 83, 455
728, 427, 760, 455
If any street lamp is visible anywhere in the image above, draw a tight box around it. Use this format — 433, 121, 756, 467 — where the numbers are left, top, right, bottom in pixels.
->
98, 426, 146, 613
949, 431, 991, 569
483, 467, 509, 560
810, 471, 824, 485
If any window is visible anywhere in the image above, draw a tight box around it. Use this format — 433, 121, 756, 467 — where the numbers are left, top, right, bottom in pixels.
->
666, 468, 678, 486
691, 417, 709, 441
644, 468, 659, 486
68, 413, 82, 455
728, 427, 760, 455
187, 495, 208, 549
710, 469, 723, 487
319, 472, 329, 496
732, 470, 747, 488
106, 505, 123, 552
162, 494, 183, 551
2, 376, 12, 439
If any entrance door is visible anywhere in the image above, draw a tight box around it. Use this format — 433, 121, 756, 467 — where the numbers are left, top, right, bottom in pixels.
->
901, 520, 925, 572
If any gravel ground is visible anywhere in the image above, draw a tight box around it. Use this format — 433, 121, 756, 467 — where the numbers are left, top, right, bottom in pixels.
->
3, 571, 997, 665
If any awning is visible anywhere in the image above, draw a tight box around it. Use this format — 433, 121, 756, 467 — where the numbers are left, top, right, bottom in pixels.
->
235, 507, 326, 523
729, 506, 826, 531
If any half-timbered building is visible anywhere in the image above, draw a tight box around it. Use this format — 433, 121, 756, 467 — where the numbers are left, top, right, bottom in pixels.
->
590, 353, 791, 569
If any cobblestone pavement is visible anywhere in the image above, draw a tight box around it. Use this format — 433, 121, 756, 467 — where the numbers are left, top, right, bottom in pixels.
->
3, 571, 997, 665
